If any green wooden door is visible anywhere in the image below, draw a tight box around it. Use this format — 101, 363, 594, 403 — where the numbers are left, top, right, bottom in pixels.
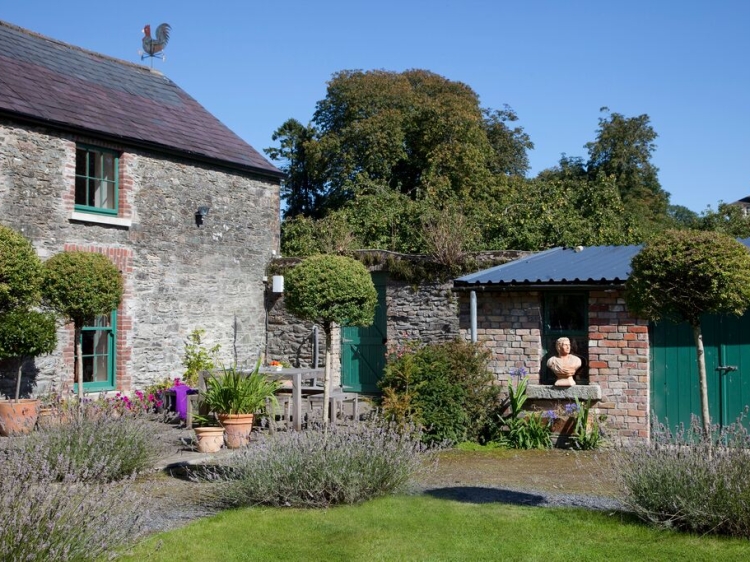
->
341, 272, 387, 393
651, 312, 750, 431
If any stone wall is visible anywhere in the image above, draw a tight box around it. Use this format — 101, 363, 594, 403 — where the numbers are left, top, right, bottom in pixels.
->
0, 119, 280, 395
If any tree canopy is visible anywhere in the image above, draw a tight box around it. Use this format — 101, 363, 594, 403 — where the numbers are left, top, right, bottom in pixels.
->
266, 69, 533, 219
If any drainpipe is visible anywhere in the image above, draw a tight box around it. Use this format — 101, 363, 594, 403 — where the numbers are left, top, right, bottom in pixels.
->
470, 290, 477, 343
312, 325, 319, 368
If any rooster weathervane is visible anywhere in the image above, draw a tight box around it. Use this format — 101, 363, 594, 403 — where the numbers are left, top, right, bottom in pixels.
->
140, 23, 171, 67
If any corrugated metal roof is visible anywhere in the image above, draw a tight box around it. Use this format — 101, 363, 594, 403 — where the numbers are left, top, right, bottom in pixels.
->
455, 245, 643, 287
457, 238, 750, 288
0, 21, 282, 178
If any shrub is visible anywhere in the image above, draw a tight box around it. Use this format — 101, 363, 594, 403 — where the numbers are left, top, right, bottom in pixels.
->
380, 340, 501, 444
194, 421, 433, 508
182, 328, 220, 387
0, 439, 147, 561
24, 410, 161, 482
614, 415, 750, 538
0, 224, 44, 311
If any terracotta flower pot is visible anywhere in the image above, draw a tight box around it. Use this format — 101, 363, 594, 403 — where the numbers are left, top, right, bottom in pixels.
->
0, 399, 40, 436
218, 413, 255, 448
194, 426, 225, 453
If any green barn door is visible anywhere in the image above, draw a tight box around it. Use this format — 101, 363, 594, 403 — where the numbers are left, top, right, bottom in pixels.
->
341, 272, 387, 393
651, 313, 750, 431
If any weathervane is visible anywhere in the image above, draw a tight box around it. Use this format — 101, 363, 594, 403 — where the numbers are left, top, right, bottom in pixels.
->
139, 23, 171, 67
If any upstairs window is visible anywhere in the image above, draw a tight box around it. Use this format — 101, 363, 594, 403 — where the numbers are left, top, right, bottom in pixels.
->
75, 145, 119, 215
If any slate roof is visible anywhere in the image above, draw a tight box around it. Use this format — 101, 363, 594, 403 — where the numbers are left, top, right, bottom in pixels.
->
0, 21, 282, 178
456, 238, 750, 289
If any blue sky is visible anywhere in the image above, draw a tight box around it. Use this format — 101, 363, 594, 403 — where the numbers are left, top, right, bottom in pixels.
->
3, 1, 748, 213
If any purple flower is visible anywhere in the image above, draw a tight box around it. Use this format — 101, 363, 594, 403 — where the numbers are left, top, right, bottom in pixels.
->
510, 366, 527, 379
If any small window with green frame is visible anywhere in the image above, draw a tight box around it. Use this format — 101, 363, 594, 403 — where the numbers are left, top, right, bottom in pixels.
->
542, 292, 588, 384
75, 145, 119, 215
76, 310, 117, 392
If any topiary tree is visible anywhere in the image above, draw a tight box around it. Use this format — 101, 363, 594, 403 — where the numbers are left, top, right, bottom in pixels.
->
626, 230, 750, 434
0, 310, 57, 400
42, 252, 123, 401
0, 226, 57, 401
0, 225, 44, 312
284, 255, 377, 424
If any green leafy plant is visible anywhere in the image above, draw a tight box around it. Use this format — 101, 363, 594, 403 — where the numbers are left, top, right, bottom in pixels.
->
285, 254, 377, 424
0, 226, 57, 402
201, 360, 281, 416
379, 340, 500, 444
570, 397, 606, 450
182, 329, 221, 387
496, 368, 552, 450
42, 251, 123, 401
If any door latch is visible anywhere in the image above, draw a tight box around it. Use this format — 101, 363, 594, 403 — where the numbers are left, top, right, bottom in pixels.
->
716, 365, 738, 373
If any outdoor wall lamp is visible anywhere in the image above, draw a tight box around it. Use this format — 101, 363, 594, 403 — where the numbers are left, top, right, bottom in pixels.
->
195, 206, 210, 227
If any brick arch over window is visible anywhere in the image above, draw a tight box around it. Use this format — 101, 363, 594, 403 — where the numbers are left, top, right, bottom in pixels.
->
61, 244, 134, 392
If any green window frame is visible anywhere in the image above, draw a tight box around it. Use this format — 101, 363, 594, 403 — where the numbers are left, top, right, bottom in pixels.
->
75, 145, 119, 215
542, 292, 588, 384
75, 310, 117, 393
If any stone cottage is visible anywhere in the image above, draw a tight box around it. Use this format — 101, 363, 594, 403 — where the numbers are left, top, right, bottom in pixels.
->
0, 21, 283, 396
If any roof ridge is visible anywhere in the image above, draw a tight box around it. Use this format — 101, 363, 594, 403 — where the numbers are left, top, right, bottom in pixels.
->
0, 19, 160, 77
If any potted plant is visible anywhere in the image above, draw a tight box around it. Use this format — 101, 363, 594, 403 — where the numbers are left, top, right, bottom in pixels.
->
191, 413, 226, 453
201, 359, 281, 448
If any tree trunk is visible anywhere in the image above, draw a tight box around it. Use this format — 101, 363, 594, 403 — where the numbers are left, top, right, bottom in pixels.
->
693, 323, 711, 436
14, 360, 23, 402
323, 327, 332, 427
75, 325, 84, 404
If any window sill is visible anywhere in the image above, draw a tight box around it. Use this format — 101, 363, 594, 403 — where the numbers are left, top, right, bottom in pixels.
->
526, 384, 602, 401
70, 211, 131, 228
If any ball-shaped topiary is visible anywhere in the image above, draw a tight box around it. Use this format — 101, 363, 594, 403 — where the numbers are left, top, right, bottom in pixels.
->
42, 251, 123, 327
284, 254, 377, 331
0, 225, 44, 312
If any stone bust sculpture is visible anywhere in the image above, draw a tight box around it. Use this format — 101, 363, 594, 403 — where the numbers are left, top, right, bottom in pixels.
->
546, 337, 581, 387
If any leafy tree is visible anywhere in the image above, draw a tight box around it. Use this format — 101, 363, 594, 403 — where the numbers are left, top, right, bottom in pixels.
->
42, 252, 123, 401
0, 225, 44, 312
585, 108, 668, 227
697, 202, 750, 238
483, 106, 534, 176
264, 119, 326, 218
626, 230, 750, 434
0, 310, 57, 400
0, 226, 56, 401
667, 204, 700, 230
484, 174, 642, 250
266, 69, 532, 218
284, 255, 377, 423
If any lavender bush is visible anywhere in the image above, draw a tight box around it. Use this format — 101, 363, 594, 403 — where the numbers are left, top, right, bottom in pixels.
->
24, 407, 161, 482
614, 414, 750, 538
194, 421, 435, 508
0, 438, 148, 561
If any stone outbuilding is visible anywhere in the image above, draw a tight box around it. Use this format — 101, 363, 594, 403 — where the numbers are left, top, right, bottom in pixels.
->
0, 21, 283, 396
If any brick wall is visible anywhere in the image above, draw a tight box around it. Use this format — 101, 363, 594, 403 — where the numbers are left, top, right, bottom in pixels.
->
588, 289, 650, 441
458, 288, 650, 443
458, 291, 543, 385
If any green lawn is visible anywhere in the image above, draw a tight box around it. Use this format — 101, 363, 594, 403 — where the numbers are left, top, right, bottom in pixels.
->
119, 495, 750, 561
